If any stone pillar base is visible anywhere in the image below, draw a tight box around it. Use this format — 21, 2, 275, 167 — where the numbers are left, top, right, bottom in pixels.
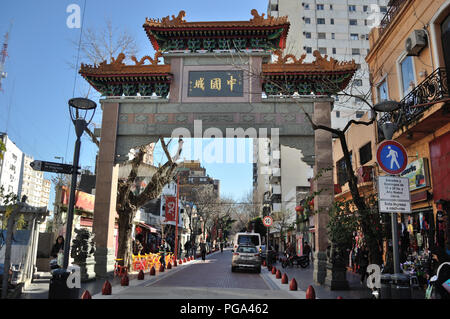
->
76, 257, 96, 282
325, 262, 350, 290
313, 251, 327, 285
94, 247, 115, 278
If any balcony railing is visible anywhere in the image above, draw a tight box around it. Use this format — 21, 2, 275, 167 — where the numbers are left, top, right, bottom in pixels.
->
379, 68, 449, 131
379, 0, 407, 37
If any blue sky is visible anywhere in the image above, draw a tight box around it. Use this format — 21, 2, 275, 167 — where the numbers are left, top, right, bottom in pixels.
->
0, 0, 266, 209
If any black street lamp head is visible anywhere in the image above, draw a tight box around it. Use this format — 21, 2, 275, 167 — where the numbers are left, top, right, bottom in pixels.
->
373, 100, 401, 113
68, 97, 97, 124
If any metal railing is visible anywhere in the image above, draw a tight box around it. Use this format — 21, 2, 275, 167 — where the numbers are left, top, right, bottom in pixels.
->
379, 0, 407, 37
379, 67, 449, 131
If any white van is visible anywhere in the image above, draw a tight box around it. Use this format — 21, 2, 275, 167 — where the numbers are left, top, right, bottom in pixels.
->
233, 232, 261, 253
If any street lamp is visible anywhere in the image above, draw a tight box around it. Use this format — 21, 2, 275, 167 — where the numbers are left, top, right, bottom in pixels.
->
62, 98, 97, 269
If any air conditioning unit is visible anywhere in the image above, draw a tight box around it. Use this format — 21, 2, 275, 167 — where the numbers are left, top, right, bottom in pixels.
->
405, 30, 427, 56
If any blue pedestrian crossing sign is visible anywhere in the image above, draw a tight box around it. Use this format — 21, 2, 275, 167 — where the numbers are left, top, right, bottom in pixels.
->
376, 140, 408, 175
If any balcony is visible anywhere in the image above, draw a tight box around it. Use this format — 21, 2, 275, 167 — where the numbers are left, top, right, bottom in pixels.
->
271, 184, 281, 195
379, 0, 408, 37
270, 193, 281, 203
379, 68, 449, 134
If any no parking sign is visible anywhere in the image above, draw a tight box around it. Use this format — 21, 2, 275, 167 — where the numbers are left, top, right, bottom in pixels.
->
263, 216, 273, 227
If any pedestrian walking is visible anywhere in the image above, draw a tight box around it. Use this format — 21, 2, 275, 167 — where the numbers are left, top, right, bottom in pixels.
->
200, 240, 207, 261
159, 239, 171, 267
220, 241, 224, 253
303, 241, 311, 259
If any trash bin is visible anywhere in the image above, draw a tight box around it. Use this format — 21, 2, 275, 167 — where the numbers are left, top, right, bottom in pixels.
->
380, 274, 392, 299
390, 273, 411, 299
48, 269, 79, 299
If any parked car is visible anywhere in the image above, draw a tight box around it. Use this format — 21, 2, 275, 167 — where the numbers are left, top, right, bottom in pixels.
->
231, 244, 261, 273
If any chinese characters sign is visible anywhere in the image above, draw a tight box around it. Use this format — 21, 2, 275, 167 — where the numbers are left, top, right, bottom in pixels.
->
188, 71, 244, 97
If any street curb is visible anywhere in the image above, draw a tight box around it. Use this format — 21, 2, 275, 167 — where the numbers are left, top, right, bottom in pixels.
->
260, 267, 308, 299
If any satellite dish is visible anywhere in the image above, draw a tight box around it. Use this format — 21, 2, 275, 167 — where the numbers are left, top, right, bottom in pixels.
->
373, 100, 401, 112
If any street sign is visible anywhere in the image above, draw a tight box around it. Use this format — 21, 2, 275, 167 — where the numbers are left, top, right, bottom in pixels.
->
376, 140, 408, 175
263, 215, 273, 227
30, 160, 75, 174
378, 176, 411, 213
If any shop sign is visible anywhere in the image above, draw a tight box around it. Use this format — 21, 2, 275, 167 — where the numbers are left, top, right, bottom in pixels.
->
399, 158, 430, 191
378, 176, 411, 213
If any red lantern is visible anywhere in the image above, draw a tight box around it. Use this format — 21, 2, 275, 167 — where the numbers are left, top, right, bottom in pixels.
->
135, 226, 142, 234
309, 199, 314, 207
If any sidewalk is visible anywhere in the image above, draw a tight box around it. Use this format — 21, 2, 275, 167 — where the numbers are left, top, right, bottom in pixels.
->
21, 251, 219, 299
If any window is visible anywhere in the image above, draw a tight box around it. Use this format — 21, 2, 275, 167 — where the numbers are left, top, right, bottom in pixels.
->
335, 110, 340, 118
380, 6, 387, 13
319, 47, 327, 55
305, 32, 311, 39
350, 19, 358, 26
332, 47, 336, 54
377, 80, 389, 102
317, 18, 325, 24
304, 17, 311, 24
364, 19, 368, 26
354, 79, 363, 86
317, 4, 324, 10
355, 111, 364, 118
363, 5, 368, 12
318, 32, 326, 39
337, 155, 351, 186
359, 142, 372, 165
350, 33, 359, 40
400, 55, 415, 96
304, 3, 310, 9
270, 4, 278, 11
330, 18, 334, 25
330, 4, 333, 10
352, 48, 360, 55
349, 5, 356, 12
331, 33, 335, 39
305, 47, 312, 53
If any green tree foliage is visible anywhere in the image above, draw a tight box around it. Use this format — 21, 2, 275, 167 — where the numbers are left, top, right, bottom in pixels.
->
327, 200, 358, 251
248, 217, 266, 238
0, 139, 5, 160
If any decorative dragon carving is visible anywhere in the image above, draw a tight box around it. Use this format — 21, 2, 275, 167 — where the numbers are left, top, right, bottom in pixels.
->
312, 50, 357, 70
131, 51, 163, 66
146, 10, 186, 26
273, 49, 307, 64
250, 9, 287, 25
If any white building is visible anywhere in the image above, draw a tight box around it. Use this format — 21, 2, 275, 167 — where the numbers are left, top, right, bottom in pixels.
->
19, 155, 51, 208
0, 132, 24, 198
267, 0, 388, 129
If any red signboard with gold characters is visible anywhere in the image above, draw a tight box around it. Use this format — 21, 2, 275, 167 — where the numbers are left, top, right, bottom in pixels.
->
61, 186, 95, 213
164, 196, 177, 222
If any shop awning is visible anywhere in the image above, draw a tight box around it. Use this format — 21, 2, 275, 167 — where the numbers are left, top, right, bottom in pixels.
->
138, 222, 159, 233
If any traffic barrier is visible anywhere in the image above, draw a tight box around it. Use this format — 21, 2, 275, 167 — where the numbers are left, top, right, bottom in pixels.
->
159, 264, 165, 273
102, 280, 112, 295
275, 269, 281, 279
306, 285, 316, 299
167, 262, 172, 269
289, 278, 298, 291
138, 270, 145, 280
80, 290, 92, 299
150, 266, 156, 276
271, 266, 277, 275
281, 273, 288, 284
121, 274, 129, 286
179, 259, 183, 265
173, 260, 177, 267
183, 258, 187, 263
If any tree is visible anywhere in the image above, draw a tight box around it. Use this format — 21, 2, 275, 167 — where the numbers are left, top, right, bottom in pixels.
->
191, 188, 219, 241
116, 138, 183, 266
271, 210, 296, 250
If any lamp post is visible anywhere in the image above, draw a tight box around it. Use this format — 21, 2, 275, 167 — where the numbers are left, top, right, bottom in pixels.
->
62, 97, 96, 269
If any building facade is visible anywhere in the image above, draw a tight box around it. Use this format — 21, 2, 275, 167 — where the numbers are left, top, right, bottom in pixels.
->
267, 0, 388, 129
19, 155, 51, 208
367, 0, 450, 259
0, 133, 23, 197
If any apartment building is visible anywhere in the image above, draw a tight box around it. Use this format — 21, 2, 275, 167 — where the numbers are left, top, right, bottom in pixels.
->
267, 0, 388, 129
0, 132, 23, 197
19, 155, 51, 208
